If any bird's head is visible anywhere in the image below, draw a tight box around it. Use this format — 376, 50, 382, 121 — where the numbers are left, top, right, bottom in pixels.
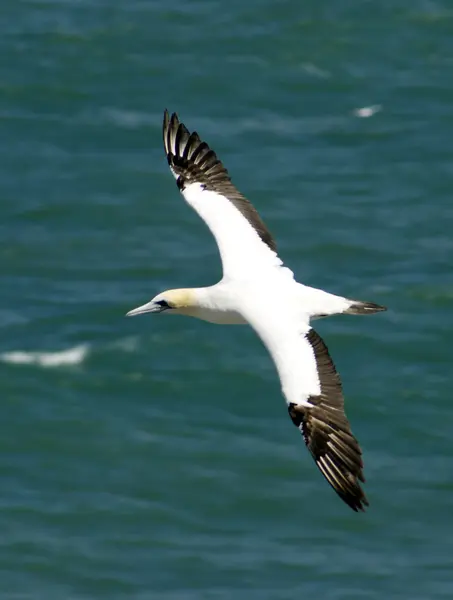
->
126, 288, 196, 317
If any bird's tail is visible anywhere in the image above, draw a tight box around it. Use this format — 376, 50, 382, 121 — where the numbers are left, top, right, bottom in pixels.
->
344, 300, 387, 315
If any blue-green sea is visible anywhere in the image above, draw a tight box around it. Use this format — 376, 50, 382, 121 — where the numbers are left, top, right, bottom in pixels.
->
2, 1, 453, 598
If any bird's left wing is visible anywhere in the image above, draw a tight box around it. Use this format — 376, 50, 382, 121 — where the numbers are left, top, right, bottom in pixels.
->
240, 303, 368, 512
162, 110, 288, 280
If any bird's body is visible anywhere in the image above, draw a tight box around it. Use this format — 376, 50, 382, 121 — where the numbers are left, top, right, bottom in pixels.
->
127, 110, 386, 512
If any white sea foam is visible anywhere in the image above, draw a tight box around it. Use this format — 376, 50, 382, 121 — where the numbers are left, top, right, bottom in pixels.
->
1, 344, 89, 367
353, 105, 382, 118
301, 62, 331, 79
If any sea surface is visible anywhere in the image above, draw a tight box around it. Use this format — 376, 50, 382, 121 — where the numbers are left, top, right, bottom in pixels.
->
1, 1, 453, 598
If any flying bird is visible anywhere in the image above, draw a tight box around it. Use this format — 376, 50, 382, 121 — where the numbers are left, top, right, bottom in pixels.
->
127, 110, 386, 511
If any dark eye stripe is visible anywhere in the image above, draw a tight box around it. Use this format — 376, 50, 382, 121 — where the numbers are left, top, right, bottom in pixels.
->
156, 299, 170, 308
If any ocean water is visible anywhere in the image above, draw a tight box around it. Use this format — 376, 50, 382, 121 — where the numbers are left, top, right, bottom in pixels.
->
1, 1, 453, 598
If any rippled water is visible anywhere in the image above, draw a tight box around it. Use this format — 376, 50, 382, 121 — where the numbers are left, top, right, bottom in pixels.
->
1, 1, 453, 598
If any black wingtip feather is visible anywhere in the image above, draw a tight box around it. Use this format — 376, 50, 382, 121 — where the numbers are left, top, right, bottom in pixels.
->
345, 301, 387, 315
161, 108, 277, 253
288, 328, 369, 512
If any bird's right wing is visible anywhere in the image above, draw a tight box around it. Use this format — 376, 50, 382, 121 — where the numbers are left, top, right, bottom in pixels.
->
162, 110, 290, 281
241, 304, 368, 512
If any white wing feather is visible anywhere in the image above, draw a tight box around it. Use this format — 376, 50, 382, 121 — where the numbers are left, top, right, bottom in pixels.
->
237, 298, 320, 404
181, 182, 286, 280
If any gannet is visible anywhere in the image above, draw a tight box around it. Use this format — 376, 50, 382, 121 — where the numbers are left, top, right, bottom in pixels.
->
127, 110, 386, 512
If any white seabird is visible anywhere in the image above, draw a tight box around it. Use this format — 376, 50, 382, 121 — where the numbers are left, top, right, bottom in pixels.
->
127, 110, 386, 512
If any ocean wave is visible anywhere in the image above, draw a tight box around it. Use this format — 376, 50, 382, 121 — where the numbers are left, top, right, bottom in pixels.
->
353, 104, 382, 118
0, 336, 141, 369
0, 344, 89, 367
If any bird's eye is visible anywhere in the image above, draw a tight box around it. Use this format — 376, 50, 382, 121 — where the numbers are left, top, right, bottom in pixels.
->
156, 299, 170, 309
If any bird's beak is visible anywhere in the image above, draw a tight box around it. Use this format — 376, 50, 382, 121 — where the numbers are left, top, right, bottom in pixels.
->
126, 300, 160, 317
